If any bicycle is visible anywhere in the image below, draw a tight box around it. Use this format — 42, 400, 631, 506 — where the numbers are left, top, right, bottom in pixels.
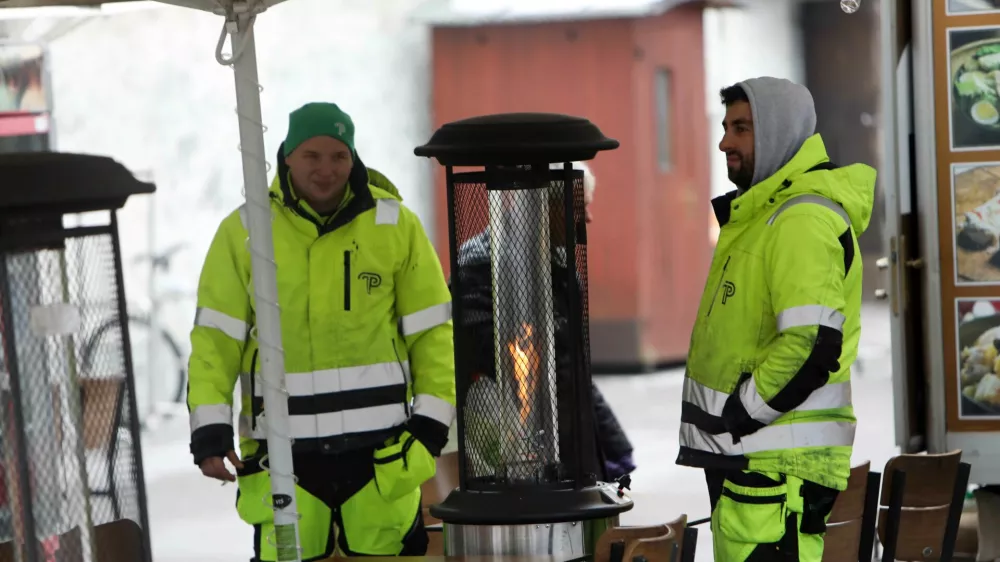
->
79, 243, 192, 431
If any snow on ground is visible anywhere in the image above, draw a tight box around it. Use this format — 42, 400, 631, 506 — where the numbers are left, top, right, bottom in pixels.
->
139, 304, 897, 561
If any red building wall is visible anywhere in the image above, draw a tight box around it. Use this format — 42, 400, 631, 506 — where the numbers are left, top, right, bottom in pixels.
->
429, 5, 711, 369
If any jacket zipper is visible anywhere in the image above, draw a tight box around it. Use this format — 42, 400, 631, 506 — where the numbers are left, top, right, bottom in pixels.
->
249, 348, 259, 430
706, 255, 731, 318
343, 250, 351, 311
391, 339, 412, 417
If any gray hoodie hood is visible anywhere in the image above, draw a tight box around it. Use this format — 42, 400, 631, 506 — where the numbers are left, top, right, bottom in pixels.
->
740, 77, 817, 187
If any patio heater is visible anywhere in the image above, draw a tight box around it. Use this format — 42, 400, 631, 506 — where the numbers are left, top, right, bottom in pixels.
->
415, 113, 633, 558
0, 152, 153, 562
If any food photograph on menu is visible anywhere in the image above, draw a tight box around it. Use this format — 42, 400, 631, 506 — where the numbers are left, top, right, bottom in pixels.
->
949, 26, 1000, 150
952, 162, 1000, 283
949, 0, 1000, 15
957, 299, 1000, 418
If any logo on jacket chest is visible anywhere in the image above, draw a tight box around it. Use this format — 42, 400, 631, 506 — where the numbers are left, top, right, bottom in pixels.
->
721, 281, 736, 305
359, 272, 382, 294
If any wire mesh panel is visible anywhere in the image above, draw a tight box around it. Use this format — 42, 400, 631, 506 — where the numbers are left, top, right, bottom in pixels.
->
451, 165, 597, 491
0, 224, 148, 562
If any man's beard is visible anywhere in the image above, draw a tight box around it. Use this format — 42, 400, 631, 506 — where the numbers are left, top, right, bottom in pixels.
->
727, 157, 754, 191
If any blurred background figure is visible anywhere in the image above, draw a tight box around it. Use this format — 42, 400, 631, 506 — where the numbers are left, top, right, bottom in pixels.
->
447, 161, 636, 483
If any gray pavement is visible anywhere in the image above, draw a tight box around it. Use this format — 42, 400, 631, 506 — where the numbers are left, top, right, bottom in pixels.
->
142, 304, 897, 561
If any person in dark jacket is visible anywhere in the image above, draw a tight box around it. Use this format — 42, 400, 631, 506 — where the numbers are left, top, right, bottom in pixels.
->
448, 161, 636, 482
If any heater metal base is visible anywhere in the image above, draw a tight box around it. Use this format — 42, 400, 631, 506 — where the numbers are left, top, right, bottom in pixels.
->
443, 517, 618, 558
431, 481, 633, 557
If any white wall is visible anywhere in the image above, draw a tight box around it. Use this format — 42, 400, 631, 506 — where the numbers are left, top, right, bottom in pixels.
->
44, 0, 431, 348
703, 0, 805, 209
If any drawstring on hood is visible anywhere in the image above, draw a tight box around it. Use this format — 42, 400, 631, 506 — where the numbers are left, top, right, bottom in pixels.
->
739, 77, 818, 188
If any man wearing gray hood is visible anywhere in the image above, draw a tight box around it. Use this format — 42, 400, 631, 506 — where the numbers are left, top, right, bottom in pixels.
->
676, 78, 875, 561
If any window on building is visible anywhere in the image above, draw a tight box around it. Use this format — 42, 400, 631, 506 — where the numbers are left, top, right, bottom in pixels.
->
654, 68, 673, 172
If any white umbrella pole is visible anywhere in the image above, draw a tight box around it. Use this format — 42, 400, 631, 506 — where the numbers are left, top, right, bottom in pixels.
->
219, 3, 301, 561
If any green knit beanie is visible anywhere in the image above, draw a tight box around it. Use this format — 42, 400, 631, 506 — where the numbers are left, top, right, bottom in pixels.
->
283, 102, 355, 157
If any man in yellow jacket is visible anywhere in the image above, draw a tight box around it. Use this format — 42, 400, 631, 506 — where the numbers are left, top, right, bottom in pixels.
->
187, 102, 456, 561
676, 78, 874, 561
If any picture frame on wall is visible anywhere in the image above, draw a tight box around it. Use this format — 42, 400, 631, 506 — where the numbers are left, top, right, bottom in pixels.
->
951, 162, 1000, 284
947, 26, 1000, 151
948, 0, 1000, 16
955, 298, 1000, 420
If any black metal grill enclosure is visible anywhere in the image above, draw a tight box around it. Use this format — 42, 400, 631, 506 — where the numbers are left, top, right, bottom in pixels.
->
0, 153, 154, 562
415, 113, 633, 527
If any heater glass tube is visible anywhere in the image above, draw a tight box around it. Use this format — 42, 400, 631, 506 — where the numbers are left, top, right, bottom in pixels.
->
487, 178, 559, 484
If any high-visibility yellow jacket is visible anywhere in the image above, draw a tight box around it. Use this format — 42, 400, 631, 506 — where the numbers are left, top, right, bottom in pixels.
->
676, 134, 874, 491
187, 151, 456, 463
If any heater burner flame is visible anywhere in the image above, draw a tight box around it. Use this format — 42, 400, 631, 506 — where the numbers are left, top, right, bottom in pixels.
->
508, 322, 538, 425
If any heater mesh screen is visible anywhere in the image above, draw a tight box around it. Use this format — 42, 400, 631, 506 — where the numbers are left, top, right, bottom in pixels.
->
450, 166, 593, 489
0, 229, 147, 561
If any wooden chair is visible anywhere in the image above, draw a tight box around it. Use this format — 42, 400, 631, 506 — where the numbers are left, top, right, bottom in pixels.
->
92, 519, 146, 562
877, 451, 972, 562
0, 519, 146, 562
622, 530, 678, 562
661, 514, 698, 562
595, 524, 670, 562
421, 452, 460, 555
822, 461, 880, 562
80, 377, 129, 522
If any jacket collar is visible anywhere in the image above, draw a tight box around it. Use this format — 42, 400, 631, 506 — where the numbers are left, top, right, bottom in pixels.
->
273, 142, 376, 236
711, 134, 830, 227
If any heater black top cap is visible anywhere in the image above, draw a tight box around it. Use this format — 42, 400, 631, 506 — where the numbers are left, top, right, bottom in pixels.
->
0, 152, 155, 216
414, 112, 619, 167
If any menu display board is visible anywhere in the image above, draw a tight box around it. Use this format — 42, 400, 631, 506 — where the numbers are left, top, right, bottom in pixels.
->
935, 1, 1000, 431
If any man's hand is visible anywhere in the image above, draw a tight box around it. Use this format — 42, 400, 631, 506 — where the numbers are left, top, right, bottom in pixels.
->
199, 450, 244, 482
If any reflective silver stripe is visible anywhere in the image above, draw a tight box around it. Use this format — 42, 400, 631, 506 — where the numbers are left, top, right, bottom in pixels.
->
195, 307, 248, 341
679, 420, 856, 456
401, 302, 452, 336
190, 404, 233, 432
241, 361, 409, 397
242, 403, 408, 440
238, 204, 248, 229
413, 393, 456, 426
238, 411, 253, 438
375, 199, 401, 225
738, 376, 852, 425
683, 377, 852, 420
767, 194, 850, 227
243, 362, 409, 397
776, 305, 846, 332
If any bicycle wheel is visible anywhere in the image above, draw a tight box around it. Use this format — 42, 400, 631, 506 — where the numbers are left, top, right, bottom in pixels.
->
81, 315, 187, 428
126, 315, 187, 417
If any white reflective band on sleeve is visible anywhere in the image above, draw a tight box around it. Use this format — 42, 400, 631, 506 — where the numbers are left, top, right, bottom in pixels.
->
683, 377, 852, 420
195, 307, 249, 341
375, 199, 401, 225
190, 404, 233, 432
679, 420, 856, 456
238, 412, 252, 438
246, 403, 409, 440
401, 302, 452, 336
413, 393, 456, 426
776, 305, 846, 332
767, 194, 850, 227
739, 376, 783, 424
